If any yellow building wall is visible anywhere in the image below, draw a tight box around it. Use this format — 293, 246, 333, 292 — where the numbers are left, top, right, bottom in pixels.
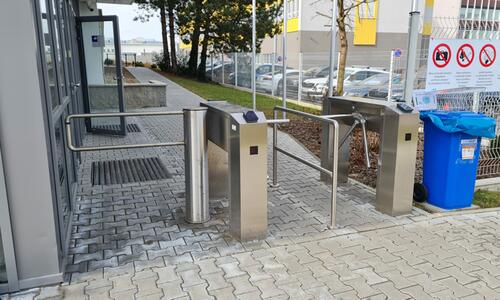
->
287, 18, 299, 32
353, 0, 379, 46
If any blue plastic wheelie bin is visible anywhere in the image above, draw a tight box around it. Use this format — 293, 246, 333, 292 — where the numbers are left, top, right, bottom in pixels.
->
420, 111, 496, 209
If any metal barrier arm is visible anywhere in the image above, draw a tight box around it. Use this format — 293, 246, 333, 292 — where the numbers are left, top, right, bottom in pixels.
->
325, 113, 371, 169
272, 106, 339, 229
65, 111, 185, 152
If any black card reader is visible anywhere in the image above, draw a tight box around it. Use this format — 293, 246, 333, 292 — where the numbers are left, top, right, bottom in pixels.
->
397, 103, 414, 113
243, 111, 259, 123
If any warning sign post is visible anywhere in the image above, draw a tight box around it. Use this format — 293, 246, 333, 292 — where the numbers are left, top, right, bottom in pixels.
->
426, 39, 500, 91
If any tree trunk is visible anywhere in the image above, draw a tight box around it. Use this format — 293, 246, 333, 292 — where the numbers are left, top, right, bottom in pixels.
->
160, 5, 171, 71
336, 20, 348, 96
188, 0, 202, 76
335, 0, 348, 96
197, 33, 209, 81
167, 0, 177, 72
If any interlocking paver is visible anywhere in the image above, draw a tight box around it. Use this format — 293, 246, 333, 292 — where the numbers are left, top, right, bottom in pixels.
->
8, 68, 500, 300
342, 277, 380, 298
372, 281, 411, 299
229, 275, 259, 295
183, 283, 214, 300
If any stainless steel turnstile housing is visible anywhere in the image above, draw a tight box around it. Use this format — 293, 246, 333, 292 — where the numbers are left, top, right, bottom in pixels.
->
202, 101, 268, 241
321, 97, 420, 216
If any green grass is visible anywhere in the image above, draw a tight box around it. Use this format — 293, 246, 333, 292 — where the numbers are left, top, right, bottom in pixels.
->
473, 190, 500, 208
158, 71, 320, 119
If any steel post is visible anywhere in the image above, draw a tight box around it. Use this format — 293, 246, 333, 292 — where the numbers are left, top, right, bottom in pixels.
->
183, 108, 209, 224
403, 1, 420, 104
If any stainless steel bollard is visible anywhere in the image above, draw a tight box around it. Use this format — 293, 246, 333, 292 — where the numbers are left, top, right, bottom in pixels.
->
183, 107, 209, 223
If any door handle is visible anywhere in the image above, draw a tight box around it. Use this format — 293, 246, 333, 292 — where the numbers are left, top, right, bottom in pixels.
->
72, 82, 81, 89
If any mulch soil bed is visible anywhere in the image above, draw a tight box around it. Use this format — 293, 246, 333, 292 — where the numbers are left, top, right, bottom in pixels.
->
280, 119, 424, 188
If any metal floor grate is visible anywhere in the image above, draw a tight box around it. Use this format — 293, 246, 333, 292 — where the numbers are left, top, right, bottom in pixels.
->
92, 123, 141, 133
91, 157, 171, 186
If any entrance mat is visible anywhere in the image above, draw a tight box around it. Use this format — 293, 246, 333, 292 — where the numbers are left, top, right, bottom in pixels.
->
91, 157, 171, 186
92, 123, 141, 133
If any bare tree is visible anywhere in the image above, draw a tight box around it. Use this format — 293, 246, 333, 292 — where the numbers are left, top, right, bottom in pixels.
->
317, 0, 375, 95
335, 0, 375, 95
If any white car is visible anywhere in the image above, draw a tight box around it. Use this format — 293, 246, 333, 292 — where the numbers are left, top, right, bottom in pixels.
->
256, 69, 299, 95
305, 68, 388, 100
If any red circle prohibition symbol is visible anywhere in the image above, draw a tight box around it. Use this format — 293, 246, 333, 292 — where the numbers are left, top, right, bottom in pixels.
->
456, 44, 474, 68
432, 43, 452, 68
479, 44, 496, 67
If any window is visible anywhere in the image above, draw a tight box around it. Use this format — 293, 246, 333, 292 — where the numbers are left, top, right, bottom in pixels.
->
287, 0, 299, 19
317, 68, 331, 77
257, 65, 272, 74
39, 0, 59, 109
0, 232, 6, 284
51, 0, 68, 98
358, 1, 376, 19
349, 71, 368, 81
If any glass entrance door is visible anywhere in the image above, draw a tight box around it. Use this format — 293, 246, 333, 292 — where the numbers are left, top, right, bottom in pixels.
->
0, 234, 6, 285
77, 16, 126, 135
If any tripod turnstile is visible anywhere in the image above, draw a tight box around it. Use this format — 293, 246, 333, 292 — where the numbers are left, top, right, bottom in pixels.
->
202, 101, 268, 241
321, 97, 420, 216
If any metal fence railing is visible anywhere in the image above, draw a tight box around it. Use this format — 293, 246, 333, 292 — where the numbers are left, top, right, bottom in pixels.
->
435, 90, 500, 179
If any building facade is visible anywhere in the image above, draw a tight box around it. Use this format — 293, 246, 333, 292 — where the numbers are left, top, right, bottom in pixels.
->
0, 0, 132, 293
261, 0, 427, 69
261, 0, 500, 70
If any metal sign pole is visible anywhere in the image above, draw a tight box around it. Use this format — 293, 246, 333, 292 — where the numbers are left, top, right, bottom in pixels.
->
282, 0, 288, 117
235, 53, 238, 87
298, 52, 303, 102
271, 35, 276, 97
211, 55, 214, 80
388, 50, 395, 101
327, 0, 338, 98
252, 0, 257, 111
403, 0, 420, 104
222, 53, 225, 84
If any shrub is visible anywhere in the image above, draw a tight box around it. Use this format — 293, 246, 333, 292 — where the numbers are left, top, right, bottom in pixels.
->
104, 58, 114, 66
153, 53, 169, 72
150, 64, 157, 69
134, 61, 145, 67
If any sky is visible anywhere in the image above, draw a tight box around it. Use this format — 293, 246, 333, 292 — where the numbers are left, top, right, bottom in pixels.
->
98, 3, 162, 41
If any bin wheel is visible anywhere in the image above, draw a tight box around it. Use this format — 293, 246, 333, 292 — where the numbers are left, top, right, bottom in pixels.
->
413, 183, 428, 203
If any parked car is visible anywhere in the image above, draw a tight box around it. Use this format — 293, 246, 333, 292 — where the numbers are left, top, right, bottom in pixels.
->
206, 62, 234, 82
228, 64, 289, 88
367, 83, 405, 101
285, 66, 331, 95
306, 68, 387, 100
256, 69, 300, 95
343, 74, 402, 98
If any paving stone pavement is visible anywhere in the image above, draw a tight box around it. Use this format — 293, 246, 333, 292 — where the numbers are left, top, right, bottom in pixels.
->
4, 68, 500, 299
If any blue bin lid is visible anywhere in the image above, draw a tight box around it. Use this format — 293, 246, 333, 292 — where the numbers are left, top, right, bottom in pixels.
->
420, 110, 496, 138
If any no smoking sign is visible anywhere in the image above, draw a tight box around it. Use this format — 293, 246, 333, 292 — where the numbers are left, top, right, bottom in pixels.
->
456, 44, 474, 68
480, 44, 496, 67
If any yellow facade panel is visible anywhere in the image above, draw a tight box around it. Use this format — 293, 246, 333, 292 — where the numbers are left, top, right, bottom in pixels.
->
353, 0, 379, 46
287, 18, 299, 33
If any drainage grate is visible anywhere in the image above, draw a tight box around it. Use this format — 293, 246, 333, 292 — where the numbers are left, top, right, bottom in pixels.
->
92, 123, 141, 133
91, 157, 171, 186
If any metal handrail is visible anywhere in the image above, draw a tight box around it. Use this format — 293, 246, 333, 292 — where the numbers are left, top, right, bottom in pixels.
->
272, 106, 339, 228
65, 111, 185, 152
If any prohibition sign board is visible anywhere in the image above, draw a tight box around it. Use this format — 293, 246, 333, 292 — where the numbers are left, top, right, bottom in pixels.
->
456, 43, 474, 68
432, 43, 452, 68
479, 44, 496, 67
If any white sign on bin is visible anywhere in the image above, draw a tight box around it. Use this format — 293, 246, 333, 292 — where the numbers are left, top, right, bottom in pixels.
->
413, 89, 437, 111
426, 39, 499, 91
461, 139, 477, 160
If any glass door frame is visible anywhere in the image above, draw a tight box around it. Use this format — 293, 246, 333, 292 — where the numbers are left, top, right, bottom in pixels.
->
76, 15, 127, 136
0, 142, 19, 293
